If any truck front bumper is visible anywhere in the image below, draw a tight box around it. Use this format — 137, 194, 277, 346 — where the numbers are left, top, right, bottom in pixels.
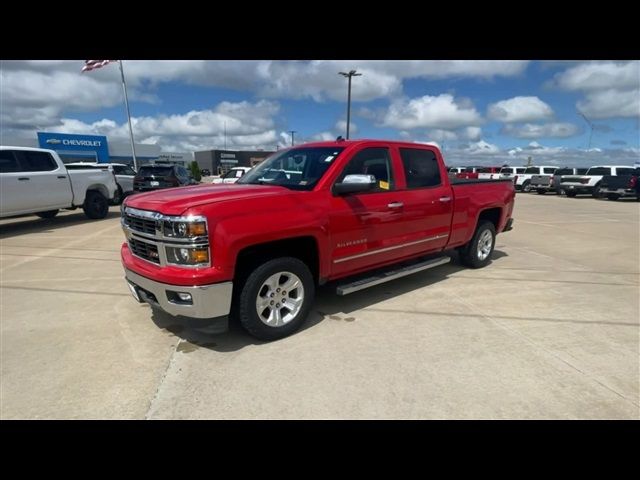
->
124, 269, 233, 320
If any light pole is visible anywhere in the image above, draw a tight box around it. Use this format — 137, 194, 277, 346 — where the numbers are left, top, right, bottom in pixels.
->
338, 70, 362, 139
289, 130, 296, 146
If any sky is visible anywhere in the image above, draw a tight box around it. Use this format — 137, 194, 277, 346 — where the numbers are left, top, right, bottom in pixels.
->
1, 60, 639, 167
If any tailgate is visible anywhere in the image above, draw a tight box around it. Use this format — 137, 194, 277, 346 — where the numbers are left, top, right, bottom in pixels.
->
530, 175, 551, 186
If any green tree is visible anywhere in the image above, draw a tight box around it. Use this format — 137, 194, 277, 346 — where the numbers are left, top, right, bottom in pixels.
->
189, 161, 202, 181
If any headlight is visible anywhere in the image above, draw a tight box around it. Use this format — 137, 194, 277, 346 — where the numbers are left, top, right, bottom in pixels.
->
163, 220, 207, 238
165, 246, 209, 266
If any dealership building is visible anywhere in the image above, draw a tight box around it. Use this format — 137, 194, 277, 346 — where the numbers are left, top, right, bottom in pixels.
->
4, 132, 192, 167
195, 149, 275, 175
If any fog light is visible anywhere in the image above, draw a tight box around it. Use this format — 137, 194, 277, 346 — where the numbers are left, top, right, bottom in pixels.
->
177, 292, 192, 302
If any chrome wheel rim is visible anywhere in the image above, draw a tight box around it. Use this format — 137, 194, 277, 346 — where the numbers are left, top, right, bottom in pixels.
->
477, 230, 493, 261
255, 271, 304, 327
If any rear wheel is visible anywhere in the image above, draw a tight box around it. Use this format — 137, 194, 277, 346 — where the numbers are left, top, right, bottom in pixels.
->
238, 257, 315, 341
83, 191, 109, 219
522, 180, 531, 193
459, 221, 496, 269
607, 194, 620, 201
36, 210, 59, 219
565, 191, 577, 198
536, 189, 546, 195
592, 183, 603, 198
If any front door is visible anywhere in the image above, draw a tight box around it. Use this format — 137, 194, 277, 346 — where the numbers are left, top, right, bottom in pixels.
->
328, 146, 408, 278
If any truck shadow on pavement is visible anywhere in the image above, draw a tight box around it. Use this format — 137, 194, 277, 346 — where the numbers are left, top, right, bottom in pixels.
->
150, 250, 509, 353
0, 209, 121, 240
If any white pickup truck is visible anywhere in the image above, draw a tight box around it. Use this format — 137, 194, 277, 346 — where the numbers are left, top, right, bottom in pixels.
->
559, 165, 637, 198
0, 146, 118, 219
514, 166, 558, 192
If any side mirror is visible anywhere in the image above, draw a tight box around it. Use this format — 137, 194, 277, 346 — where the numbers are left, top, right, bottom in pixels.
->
333, 174, 376, 195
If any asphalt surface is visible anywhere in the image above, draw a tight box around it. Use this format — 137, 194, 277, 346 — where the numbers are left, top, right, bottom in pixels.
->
1, 193, 638, 419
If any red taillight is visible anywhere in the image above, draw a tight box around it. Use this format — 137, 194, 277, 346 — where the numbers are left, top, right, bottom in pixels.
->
579, 177, 590, 184
549, 176, 555, 186
629, 176, 637, 188
513, 175, 518, 184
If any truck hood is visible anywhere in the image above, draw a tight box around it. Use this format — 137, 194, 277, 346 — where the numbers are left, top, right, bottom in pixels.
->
124, 184, 290, 215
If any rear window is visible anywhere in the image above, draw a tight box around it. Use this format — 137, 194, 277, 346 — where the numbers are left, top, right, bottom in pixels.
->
138, 166, 174, 176
516, 168, 526, 174
617, 167, 635, 176
543, 167, 557, 174
586, 167, 611, 176
20, 151, 58, 171
499, 168, 513, 174
0, 150, 21, 173
524, 167, 540, 174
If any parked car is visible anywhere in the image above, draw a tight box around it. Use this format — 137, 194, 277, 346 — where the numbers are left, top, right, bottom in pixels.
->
0, 146, 117, 219
66, 162, 136, 204
121, 139, 515, 341
600, 168, 640, 200
201, 169, 211, 177
133, 164, 198, 192
515, 166, 558, 192
531, 167, 588, 195
211, 166, 252, 184
559, 165, 637, 198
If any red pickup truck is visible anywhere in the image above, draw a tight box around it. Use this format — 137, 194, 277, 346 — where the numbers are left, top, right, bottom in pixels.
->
121, 140, 515, 340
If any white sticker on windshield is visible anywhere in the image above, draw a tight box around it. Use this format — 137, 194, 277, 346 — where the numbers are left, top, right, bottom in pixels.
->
324, 155, 335, 163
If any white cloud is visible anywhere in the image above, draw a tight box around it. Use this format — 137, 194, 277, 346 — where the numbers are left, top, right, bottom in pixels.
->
577, 89, 640, 119
552, 61, 639, 92
462, 126, 482, 141
382, 94, 482, 130
464, 140, 501, 155
334, 119, 357, 135
427, 129, 458, 142
487, 96, 554, 123
36, 100, 282, 152
502, 122, 580, 138
550, 61, 640, 120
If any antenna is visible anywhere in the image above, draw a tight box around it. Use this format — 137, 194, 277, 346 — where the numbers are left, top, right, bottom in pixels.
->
578, 112, 594, 150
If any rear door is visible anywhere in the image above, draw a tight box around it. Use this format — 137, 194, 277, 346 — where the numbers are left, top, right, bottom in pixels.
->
393, 146, 452, 254
113, 165, 135, 192
328, 146, 408, 277
0, 150, 26, 216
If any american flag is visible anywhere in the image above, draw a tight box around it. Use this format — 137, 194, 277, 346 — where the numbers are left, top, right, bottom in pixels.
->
81, 60, 117, 72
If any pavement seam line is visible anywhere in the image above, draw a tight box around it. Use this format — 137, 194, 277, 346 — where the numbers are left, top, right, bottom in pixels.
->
451, 293, 640, 410
144, 339, 182, 420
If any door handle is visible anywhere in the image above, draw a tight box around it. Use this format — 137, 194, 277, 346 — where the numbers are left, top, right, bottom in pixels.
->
57, 175, 67, 179
18, 177, 30, 181
439, 196, 452, 203
388, 202, 404, 209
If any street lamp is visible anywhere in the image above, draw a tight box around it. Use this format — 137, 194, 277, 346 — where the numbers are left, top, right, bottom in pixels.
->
289, 130, 296, 146
338, 70, 362, 139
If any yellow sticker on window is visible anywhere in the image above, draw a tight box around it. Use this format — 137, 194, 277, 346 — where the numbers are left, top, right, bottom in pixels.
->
379, 180, 389, 190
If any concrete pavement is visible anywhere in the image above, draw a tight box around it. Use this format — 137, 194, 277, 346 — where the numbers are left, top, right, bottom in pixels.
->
1, 194, 638, 419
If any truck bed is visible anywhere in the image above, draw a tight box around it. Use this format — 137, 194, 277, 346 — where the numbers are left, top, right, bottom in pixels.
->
449, 178, 514, 185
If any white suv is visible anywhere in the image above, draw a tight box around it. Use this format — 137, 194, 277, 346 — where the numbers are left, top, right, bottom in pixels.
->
515, 166, 558, 192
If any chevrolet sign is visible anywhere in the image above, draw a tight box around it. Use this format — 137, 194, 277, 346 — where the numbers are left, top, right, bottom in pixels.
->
46, 138, 62, 145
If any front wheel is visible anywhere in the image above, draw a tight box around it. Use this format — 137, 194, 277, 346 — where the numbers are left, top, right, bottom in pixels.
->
592, 184, 603, 199
459, 221, 496, 269
565, 191, 577, 198
607, 194, 620, 201
522, 181, 531, 193
36, 210, 59, 219
238, 257, 315, 341
536, 189, 546, 195
83, 191, 109, 219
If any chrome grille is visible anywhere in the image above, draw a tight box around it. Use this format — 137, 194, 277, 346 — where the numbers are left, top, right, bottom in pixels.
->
128, 237, 160, 264
124, 214, 157, 235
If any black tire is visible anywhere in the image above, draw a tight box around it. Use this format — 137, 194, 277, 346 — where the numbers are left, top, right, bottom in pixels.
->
238, 257, 315, 341
111, 185, 124, 205
536, 189, 546, 195
565, 191, 577, 198
83, 190, 109, 219
607, 194, 620, 201
522, 180, 531, 193
36, 210, 59, 219
592, 183, 603, 199
459, 221, 496, 269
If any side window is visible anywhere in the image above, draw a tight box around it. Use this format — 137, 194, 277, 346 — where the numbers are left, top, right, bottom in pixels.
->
516, 168, 526, 174
19, 151, 58, 172
399, 148, 441, 189
122, 166, 136, 175
543, 167, 557, 174
337, 147, 394, 192
0, 150, 22, 173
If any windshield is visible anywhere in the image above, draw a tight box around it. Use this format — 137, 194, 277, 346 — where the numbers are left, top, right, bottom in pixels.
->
238, 147, 345, 190
223, 168, 246, 179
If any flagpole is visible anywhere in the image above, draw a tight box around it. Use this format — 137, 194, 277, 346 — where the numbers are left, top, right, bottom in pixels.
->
118, 60, 138, 171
